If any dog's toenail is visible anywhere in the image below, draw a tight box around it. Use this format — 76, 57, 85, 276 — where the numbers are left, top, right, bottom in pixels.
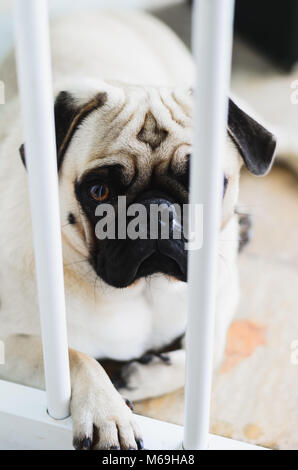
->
110, 445, 120, 450
125, 398, 134, 411
137, 438, 144, 449
81, 437, 91, 450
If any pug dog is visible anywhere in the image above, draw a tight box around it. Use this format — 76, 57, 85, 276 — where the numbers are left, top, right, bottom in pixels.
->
0, 10, 276, 450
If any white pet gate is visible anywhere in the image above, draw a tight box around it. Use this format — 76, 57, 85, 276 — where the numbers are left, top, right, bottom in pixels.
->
0, 0, 264, 450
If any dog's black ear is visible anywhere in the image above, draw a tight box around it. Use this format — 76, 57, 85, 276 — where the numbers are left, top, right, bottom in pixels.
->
228, 99, 276, 175
54, 90, 107, 170
54, 90, 79, 169
19, 90, 107, 171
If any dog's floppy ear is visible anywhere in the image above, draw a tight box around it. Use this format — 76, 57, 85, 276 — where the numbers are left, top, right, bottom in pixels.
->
228, 99, 276, 175
54, 90, 107, 170
19, 90, 107, 170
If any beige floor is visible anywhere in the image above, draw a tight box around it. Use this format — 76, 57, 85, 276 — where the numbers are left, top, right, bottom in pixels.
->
135, 165, 298, 449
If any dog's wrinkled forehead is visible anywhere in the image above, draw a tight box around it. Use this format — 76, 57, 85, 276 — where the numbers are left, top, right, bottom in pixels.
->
58, 83, 193, 185
137, 111, 168, 150
20, 80, 276, 184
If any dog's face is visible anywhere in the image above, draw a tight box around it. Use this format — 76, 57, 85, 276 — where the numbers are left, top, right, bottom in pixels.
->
21, 80, 276, 289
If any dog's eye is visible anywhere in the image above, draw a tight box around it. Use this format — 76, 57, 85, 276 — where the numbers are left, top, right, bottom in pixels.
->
90, 183, 110, 202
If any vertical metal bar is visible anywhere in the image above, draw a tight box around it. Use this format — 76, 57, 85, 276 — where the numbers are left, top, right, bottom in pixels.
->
184, 0, 235, 450
13, 0, 71, 420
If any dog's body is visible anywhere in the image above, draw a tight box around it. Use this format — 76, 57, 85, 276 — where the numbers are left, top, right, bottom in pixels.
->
0, 11, 275, 449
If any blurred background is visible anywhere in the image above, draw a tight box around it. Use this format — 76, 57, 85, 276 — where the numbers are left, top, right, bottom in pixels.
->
1, 0, 298, 449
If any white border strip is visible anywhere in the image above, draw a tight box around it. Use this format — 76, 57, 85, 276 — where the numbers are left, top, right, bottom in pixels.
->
0, 380, 265, 450
13, 0, 71, 420
184, 0, 235, 450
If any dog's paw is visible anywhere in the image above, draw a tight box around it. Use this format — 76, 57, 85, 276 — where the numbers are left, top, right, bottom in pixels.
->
71, 388, 143, 450
70, 355, 143, 450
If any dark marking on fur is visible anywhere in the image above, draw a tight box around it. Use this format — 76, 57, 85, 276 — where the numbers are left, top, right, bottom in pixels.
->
137, 112, 168, 150
236, 210, 253, 252
158, 334, 184, 353
99, 358, 129, 390
100, 334, 184, 392
55, 91, 108, 170
138, 352, 170, 365
68, 213, 76, 225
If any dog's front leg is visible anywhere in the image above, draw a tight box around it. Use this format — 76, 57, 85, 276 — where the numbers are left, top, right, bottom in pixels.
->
0, 334, 143, 450
115, 349, 186, 402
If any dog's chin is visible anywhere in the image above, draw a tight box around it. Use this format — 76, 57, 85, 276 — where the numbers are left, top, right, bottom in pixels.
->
134, 253, 186, 284
94, 254, 187, 289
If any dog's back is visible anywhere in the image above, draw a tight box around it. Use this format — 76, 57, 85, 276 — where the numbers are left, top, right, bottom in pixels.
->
50, 10, 194, 87
0, 9, 194, 106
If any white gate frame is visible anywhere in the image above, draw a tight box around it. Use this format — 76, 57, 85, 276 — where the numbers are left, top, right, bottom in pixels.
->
0, 0, 265, 450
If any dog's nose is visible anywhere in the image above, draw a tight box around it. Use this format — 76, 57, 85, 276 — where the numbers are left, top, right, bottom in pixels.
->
136, 195, 184, 241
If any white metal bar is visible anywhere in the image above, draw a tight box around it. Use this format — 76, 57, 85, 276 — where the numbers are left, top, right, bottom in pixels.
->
13, 0, 71, 420
184, 0, 235, 450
